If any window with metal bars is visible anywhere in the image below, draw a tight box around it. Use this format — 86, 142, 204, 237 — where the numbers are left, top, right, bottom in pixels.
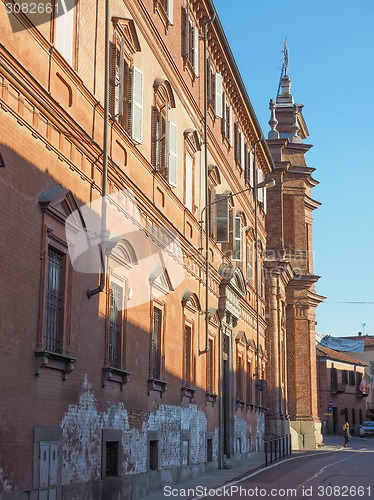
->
44, 247, 64, 353
237, 356, 243, 401
207, 339, 214, 393
184, 324, 192, 386
152, 307, 162, 379
247, 361, 253, 404
109, 284, 122, 368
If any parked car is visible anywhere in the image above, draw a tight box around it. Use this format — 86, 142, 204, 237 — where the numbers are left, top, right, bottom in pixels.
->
359, 421, 374, 437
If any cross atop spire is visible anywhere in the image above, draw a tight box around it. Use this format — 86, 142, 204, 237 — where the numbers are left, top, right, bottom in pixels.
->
281, 40, 289, 76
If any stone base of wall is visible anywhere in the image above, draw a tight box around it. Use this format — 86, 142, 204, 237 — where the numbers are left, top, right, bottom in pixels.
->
289, 420, 323, 450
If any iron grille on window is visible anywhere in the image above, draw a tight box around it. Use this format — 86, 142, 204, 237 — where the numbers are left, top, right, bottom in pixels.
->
207, 339, 214, 393
44, 247, 63, 353
109, 284, 121, 367
106, 441, 119, 477
184, 325, 192, 386
152, 307, 162, 379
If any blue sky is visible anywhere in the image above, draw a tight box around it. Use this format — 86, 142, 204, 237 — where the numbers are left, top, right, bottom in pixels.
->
213, 0, 374, 337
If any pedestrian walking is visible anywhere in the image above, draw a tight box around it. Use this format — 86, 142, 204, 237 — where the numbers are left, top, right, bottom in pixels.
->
342, 422, 351, 448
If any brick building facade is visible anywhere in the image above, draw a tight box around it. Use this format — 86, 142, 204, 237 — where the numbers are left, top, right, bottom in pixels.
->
264, 75, 325, 449
316, 346, 367, 436
0, 1, 277, 498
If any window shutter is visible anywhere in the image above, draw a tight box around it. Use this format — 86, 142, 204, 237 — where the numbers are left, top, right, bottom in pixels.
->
185, 154, 193, 211
249, 151, 254, 186
232, 213, 242, 262
221, 94, 226, 136
234, 123, 239, 164
215, 73, 223, 118
131, 66, 143, 143
246, 244, 252, 283
257, 169, 264, 202
109, 42, 117, 118
167, 121, 178, 187
167, 0, 173, 24
117, 38, 125, 117
228, 106, 233, 146
55, 6, 74, 65
183, 5, 189, 59
244, 143, 249, 182
193, 25, 199, 76
240, 134, 245, 168
215, 194, 229, 243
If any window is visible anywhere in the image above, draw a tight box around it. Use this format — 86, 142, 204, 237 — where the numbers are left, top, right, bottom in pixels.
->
152, 81, 178, 186
155, 0, 173, 25
342, 370, 348, 385
154, 104, 178, 185
207, 338, 214, 393
247, 361, 253, 404
149, 440, 159, 470
221, 96, 233, 145
184, 324, 192, 387
44, 247, 65, 353
214, 73, 223, 118
152, 307, 162, 380
331, 366, 337, 386
182, 3, 199, 77
215, 194, 229, 243
36, 186, 80, 379
102, 429, 121, 479
185, 154, 193, 211
184, 129, 200, 213
110, 18, 142, 141
105, 442, 119, 477
231, 212, 242, 262
349, 370, 356, 386
246, 244, 252, 283
109, 284, 123, 368
237, 356, 243, 401
207, 438, 213, 462
234, 126, 246, 169
54, 0, 77, 66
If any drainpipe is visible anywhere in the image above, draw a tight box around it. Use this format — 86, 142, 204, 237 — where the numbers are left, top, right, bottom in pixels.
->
254, 135, 262, 402
88, 0, 110, 299
199, 9, 215, 354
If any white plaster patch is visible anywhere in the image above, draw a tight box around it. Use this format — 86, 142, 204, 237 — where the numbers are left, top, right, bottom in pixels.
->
0, 467, 13, 493
60, 377, 220, 485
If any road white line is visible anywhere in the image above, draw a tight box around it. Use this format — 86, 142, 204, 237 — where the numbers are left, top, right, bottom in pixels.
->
296, 454, 351, 492
190, 450, 339, 499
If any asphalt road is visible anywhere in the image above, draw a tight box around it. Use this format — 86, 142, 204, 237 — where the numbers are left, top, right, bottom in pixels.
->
198, 436, 374, 500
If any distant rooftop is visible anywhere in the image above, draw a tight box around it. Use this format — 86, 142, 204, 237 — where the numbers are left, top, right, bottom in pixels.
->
316, 345, 368, 366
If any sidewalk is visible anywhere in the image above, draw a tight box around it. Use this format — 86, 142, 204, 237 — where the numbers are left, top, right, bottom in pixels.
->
139, 436, 345, 500
138, 453, 265, 500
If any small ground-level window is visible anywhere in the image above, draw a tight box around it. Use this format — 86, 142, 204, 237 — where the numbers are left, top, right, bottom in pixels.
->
207, 439, 213, 462
149, 440, 159, 470
106, 441, 119, 477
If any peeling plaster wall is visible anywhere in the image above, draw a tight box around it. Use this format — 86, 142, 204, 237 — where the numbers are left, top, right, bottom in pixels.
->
60, 378, 219, 486
0, 468, 13, 494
